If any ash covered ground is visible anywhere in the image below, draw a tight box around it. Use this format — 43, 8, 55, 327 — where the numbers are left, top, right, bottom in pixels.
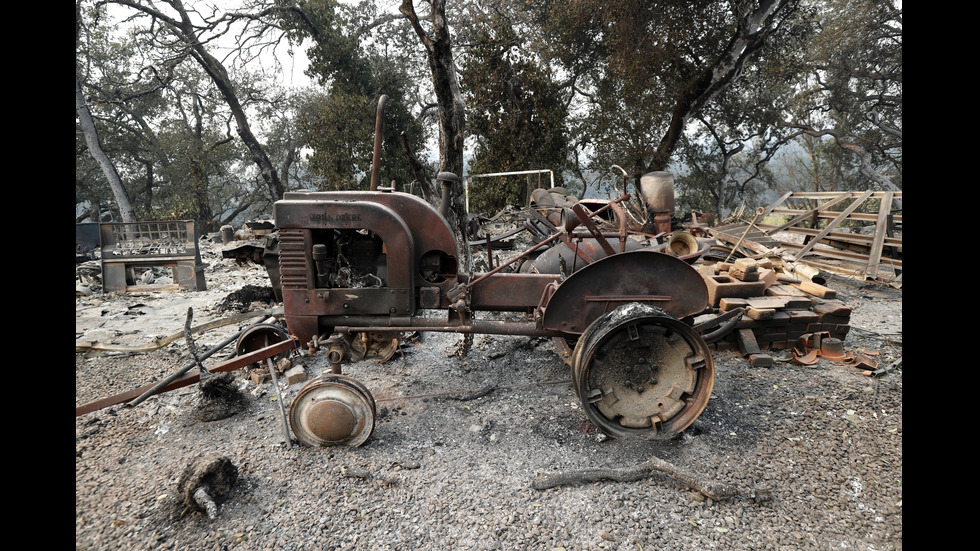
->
76, 233, 902, 551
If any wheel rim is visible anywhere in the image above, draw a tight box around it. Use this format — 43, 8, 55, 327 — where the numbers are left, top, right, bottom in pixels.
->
235, 323, 290, 367
572, 303, 714, 439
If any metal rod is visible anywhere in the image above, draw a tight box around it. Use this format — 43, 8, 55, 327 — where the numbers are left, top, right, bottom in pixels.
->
335, 318, 568, 338
77, 338, 297, 416
563, 194, 630, 254
126, 316, 277, 408
465, 230, 564, 290
724, 207, 766, 263
265, 352, 293, 447
486, 233, 494, 269
609, 165, 628, 195
184, 307, 211, 380
466, 194, 631, 291
527, 208, 593, 266
572, 203, 615, 256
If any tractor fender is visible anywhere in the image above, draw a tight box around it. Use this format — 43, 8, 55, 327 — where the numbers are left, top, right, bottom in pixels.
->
540, 250, 709, 335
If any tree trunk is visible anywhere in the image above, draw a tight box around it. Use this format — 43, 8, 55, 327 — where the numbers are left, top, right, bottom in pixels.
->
139, 158, 154, 215
400, 0, 471, 272
76, 72, 137, 223
400, 132, 437, 203
184, 58, 284, 202
399, 0, 466, 176
188, 45, 286, 202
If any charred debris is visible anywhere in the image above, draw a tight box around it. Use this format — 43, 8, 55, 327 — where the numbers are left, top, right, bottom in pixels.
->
76, 170, 901, 439
76, 95, 901, 454
76, 167, 901, 514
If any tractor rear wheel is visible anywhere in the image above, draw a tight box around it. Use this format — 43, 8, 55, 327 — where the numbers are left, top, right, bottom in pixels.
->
571, 303, 714, 439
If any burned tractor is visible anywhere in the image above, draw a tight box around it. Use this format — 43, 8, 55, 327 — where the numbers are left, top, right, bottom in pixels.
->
273, 177, 716, 447
74, 98, 719, 446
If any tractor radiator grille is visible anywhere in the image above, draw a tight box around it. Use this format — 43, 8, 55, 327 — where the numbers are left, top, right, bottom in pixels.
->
278, 228, 309, 290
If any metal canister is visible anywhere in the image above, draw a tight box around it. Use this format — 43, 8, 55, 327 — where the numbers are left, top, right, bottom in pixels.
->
638, 172, 676, 213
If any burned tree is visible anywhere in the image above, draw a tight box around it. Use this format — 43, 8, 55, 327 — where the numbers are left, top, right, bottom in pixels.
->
102, 0, 287, 202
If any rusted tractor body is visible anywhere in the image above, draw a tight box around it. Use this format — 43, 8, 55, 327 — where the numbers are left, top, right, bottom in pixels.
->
273, 188, 716, 446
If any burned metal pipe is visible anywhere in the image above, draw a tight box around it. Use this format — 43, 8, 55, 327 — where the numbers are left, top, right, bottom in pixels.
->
126, 316, 277, 409
326, 336, 347, 374
437, 172, 460, 219
609, 165, 629, 196
370, 95, 388, 191
312, 244, 334, 287
609, 200, 629, 252
335, 318, 567, 338
466, 230, 563, 290
440, 182, 452, 218
76, 338, 297, 416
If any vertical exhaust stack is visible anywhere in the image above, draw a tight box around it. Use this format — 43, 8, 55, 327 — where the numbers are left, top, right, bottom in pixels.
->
639, 171, 676, 234
437, 172, 459, 219
370, 95, 388, 191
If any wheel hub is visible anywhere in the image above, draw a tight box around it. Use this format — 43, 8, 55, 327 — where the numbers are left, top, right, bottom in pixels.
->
288, 374, 376, 447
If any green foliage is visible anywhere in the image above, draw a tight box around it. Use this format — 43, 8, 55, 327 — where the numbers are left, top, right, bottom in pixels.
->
541, 1, 741, 170
461, 9, 571, 213
279, 0, 428, 193
76, 0, 901, 228
77, 8, 261, 230
673, 133, 773, 220
294, 89, 375, 189
278, 0, 371, 91
783, 0, 902, 186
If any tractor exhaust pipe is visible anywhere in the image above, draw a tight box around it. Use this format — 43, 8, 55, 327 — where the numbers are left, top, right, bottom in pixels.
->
437, 172, 460, 219
370, 95, 388, 191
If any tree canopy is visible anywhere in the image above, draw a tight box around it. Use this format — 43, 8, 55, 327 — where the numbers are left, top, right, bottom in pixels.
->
76, 0, 901, 229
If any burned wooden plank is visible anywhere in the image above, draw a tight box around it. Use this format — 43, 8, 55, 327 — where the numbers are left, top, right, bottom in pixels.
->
791, 190, 875, 261
865, 191, 894, 279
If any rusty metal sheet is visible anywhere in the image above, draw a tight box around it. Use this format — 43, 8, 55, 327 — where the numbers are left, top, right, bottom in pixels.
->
469, 272, 561, 312
526, 238, 642, 275
275, 191, 458, 266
